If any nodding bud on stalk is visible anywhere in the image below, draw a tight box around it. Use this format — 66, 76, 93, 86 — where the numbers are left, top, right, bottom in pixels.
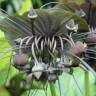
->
27, 9, 38, 19
87, 33, 96, 43
13, 54, 28, 66
69, 41, 87, 56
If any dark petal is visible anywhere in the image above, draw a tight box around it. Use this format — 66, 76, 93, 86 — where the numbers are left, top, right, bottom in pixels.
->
81, 3, 96, 28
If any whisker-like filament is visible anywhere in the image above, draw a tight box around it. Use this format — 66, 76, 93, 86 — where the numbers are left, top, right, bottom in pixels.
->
72, 73, 83, 95
75, 37, 87, 41
62, 37, 72, 46
72, 32, 96, 41
0, 45, 31, 56
69, 52, 96, 77
72, 33, 88, 38
67, 34, 75, 47
0, 55, 14, 61
87, 43, 96, 45
40, 2, 64, 9
26, 36, 34, 45
87, 51, 96, 55
85, 56, 96, 60
47, 37, 50, 47
28, 90, 37, 96
0, 45, 21, 49
52, 40, 57, 53
19, 36, 30, 53
72, 36, 90, 42
46, 8, 66, 12
49, 40, 52, 50
87, 49, 96, 53
31, 42, 38, 65
34, 36, 39, 51
72, 30, 96, 36
51, 36, 55, 49
20, 37, 30, 46
0, 39, 18, 43
41, 40, 44, 51
32, 90, 38, 96
58, 36, 64, 51
36, 36, 42, 51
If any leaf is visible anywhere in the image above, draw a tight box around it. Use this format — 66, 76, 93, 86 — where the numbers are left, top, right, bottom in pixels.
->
49, 82, 57, 96
0, 66, 18, 86
0, 86, 10, 96
19, 0, 32, 15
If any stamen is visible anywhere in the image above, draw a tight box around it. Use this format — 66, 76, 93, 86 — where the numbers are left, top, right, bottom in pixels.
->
31, 42, 38, 65
41, 40, 44, 51
19, 36, 30, 54
26, 36, 34, 45
62, 37, 72, 46
51, 36, 55, 49
52, 40, 57, 53
58, 36, 64, 50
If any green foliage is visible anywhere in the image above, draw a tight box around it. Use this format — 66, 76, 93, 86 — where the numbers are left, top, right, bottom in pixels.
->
0, 0, 24, 13
19, 0, 32, 15
0, 86, 10, 96
49, 82, 57, 96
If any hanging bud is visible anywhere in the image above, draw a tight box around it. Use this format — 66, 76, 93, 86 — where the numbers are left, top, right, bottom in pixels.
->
69, 41, 87, 56
13, 54, 28, 66
87, 33, 96, 43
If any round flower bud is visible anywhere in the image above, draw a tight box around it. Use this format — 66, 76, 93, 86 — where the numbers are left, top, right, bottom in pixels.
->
87, 33, 96, 43
69, 41, 87, 56
13, 54, 28, 66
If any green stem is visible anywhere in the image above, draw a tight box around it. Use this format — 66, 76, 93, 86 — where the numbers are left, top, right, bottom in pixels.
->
49, 82, 57, 96
84, 71, 90, 96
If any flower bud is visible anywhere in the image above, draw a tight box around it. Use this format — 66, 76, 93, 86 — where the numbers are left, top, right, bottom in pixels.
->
13, 54, 28, 66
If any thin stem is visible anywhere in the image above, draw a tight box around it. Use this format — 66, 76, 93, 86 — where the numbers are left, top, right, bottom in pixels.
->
49, 82, 57, 96
84, 70, 90, 96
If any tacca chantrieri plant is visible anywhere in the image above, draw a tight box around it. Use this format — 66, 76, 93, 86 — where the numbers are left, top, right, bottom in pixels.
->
0, 1, 96, 96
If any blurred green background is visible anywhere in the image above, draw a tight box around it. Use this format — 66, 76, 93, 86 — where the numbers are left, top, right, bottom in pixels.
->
0, 0, 96, 96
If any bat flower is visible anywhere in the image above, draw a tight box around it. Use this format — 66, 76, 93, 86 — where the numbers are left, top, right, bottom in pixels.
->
0, 2, 96, 95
